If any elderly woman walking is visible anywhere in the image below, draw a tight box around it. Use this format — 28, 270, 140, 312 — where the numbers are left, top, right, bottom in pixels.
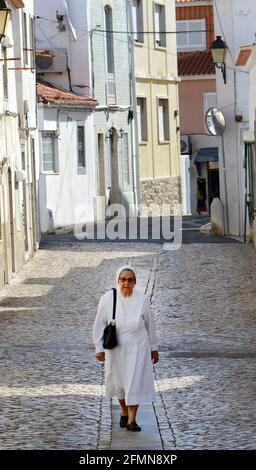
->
92, 265, 159, 432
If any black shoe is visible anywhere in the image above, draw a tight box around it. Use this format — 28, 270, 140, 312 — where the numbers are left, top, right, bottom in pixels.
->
120, 415, 128, 428
127, 421, 141, 432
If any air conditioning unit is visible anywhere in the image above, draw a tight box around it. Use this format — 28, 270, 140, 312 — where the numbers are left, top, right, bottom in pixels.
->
180, 135, 191, 155
36, 48, 68, 73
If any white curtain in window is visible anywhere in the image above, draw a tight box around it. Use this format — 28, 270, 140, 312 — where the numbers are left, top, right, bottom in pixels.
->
137, 101, 142, 142
42, 134, 55, 171
158, 102, 164, 141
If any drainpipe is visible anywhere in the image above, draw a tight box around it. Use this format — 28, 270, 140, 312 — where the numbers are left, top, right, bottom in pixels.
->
127, 0, 141, 214
89, 25, 101, 98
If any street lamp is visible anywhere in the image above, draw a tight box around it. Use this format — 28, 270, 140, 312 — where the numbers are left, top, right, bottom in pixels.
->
210, 35, 228, 84
0, 0, 11, 41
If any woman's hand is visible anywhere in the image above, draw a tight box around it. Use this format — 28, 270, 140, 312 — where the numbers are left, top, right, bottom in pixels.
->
96, 352, 105, 362
151, 350, 159, 364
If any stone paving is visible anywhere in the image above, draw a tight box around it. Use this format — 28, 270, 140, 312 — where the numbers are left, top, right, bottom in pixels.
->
151, 243, 256, 450
0, 243, 159, 449
0, 238, 256, 450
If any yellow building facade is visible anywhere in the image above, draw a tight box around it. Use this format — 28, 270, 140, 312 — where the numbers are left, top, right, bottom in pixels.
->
133, 0, 181, 209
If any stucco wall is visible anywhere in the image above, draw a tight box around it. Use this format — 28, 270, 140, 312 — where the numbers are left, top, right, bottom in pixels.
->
39, 108, 96, 232
179, 79, 216, 134
134, 0, 180, 187
214, 0, 254, 236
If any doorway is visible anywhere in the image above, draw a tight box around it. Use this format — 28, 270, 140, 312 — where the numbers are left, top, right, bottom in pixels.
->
110, 128, 121, 205
5, 169, 15, 281
208, 168, 220, 211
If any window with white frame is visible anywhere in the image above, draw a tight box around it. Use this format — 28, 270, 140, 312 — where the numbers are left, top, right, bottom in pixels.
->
23, 12, 29, 66
154, 3, 166, 47
204, 92, 217, 131
30, 15, 36, 68
42, 132, 57, 172
122, 133, 130, 185
105, 5, 114, 74
77, 125, 86, 172
132, 0, 144, 43
158, 99, 170, 141
176, 19, 206, 51
137, 97, 148, 142
204, 92, 217, 114
3, 47, 8, 100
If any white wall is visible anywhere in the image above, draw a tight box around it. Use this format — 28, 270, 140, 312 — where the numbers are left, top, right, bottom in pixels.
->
214, 0, 254, 236
39, 107, 95, 232
34, 0, 90, 95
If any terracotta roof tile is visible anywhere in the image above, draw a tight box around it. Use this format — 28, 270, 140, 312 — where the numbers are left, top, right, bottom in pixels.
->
235, 49, 252, 66
9, 0, 24, 8
37, 79, 98, 107
178, 50, 215, 76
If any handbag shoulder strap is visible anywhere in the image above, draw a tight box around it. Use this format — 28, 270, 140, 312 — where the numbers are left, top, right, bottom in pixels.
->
112, 288, 117, 320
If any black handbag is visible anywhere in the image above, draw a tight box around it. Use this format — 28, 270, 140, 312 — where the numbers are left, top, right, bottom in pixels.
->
103, 288, 118, 349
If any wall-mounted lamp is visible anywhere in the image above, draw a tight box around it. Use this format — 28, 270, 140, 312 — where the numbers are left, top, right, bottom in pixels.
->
106, 127, 125, 139
0, 0, 11, 42
106, 127, 115, 139
210, 35, 228, 84
118, 128, 125, 139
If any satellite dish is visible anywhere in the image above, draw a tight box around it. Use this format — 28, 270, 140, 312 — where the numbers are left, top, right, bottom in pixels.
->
205, 107, 226, 136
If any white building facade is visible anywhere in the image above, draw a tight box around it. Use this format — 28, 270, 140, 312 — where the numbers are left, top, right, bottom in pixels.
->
34, 0, 138, 232
213, 0, 255, 236
88, 0, 139, 218
0, 0, 39, 288
236, 44, 256, 247
34, 0, 99, 233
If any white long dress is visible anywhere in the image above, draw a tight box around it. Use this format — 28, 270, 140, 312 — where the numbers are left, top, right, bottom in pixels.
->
92, 287, 158, 405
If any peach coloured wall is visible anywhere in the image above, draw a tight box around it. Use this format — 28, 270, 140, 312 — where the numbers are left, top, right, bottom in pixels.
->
179, 79, 216, 134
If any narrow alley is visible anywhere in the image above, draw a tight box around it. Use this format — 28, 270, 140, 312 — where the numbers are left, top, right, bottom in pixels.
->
0, 232, 255, 451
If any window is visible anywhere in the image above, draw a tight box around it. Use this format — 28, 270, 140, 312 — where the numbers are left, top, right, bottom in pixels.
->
177, 19, 206, 51
204, 92, 217, 114
137, 97, 148, 142
105, 5, 114, 74
77, 125, 86, 172
122, 133, 130, 185
23, 12, 28, 66
42, 132, 57, 172
105, 5, 116, 104
154, 3, 166, 47
132, 0, 144, 43
30, 15, 36, 68
204, 92, 217, 131
158, 99, 169, 141
3, 47, 8, 100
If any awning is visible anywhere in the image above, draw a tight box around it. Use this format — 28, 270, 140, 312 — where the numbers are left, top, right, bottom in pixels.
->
194, 147, 218, 163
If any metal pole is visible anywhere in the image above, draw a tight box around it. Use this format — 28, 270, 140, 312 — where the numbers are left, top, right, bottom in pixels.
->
220, 134, 230, 234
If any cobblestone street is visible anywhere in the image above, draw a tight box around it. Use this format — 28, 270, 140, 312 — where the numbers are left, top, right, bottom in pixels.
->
0, 236, 256, 450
